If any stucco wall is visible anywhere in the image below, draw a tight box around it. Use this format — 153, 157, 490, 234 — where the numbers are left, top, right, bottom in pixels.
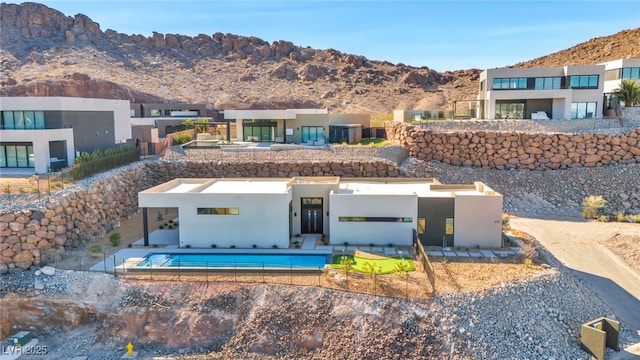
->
453, 194, 503, 248
176, 192, 292, 248
0, 128, 74, 172
329, 193, 416, 246
290, 182, 338, 236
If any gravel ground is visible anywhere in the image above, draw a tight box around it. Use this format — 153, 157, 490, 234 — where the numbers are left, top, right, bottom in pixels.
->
2, 265, 637, 359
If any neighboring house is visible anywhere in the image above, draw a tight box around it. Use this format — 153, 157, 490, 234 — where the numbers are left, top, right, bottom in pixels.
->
477, 58, 640, 120
223, 109, 371, 144
138, 177, 503, 249
478, 64, 604, 120
0, 96, 131, 174
601, 58, 640, 109
393, 109, 454, 122
130, 103, 212, 138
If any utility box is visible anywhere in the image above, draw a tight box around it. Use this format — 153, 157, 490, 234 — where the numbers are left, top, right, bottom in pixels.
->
9, 331, 32, 346
580, 317, 620, 360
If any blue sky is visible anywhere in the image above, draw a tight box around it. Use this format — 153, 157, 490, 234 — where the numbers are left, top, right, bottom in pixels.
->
32, 1, 640, 71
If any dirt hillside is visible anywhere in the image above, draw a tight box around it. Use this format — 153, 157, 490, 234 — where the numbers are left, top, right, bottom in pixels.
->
1, 3, 638, 114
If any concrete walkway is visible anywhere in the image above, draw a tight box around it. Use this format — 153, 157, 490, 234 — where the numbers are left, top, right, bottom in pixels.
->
426, 247, 520, 259
510, 217, 640, 345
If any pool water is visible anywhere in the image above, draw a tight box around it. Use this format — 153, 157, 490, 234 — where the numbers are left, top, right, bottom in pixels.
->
135, 253, 328, 269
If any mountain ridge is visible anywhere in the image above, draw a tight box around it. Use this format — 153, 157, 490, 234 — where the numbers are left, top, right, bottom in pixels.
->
1, 2, 638, 113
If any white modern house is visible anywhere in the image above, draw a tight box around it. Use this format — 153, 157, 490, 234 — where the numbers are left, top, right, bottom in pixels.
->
0, 96, 132, 173
138, 177, 504, 249
602, 58, 640, 109
477, 58, 640, 120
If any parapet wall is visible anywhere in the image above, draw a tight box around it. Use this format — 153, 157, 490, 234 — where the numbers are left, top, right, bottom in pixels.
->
0, 160, 399, 274
385, 123, 640, 170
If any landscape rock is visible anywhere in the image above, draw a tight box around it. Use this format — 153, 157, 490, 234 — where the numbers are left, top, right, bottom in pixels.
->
41, 265, 56, 275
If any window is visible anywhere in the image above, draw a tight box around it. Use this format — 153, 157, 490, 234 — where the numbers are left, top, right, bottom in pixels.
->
2, 112, 14, 129
150, 109, 162, 117
0, 144, 34, 168
571, 102, 597, 119
197, 208, 239, 215
338, 216, 413, 222
492, 77, 527, 90
417, 218, 426, 234
622, 67, 640, 80
495, 103, 525, 119
302, 198, 322, 205
605, 69, 621, 81
301, 126, 324, 142
569, 75, 598, 88
534, 77, 562, 90
1, 111, 45, 129
445, 218, 454, 235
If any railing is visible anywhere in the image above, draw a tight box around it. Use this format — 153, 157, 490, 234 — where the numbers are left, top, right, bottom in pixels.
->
0, 124, 72, 130
415, 238, 436, 295
69, 147, 139, 180
37, 249, 434, 301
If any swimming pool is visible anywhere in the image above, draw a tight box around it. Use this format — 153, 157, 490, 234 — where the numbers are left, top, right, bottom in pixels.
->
134, 253, 328, 270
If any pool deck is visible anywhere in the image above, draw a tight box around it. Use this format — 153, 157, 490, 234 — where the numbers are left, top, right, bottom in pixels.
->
89, 230, 519, 273
89, 233, 413, 273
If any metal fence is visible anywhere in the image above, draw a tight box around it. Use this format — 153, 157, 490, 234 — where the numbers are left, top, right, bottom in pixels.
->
415, 240, 436, 295
70, 148, 140, 180
1, 171, 71, 207
37, 249, 435, 301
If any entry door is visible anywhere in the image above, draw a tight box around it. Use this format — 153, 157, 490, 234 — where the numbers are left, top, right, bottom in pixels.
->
301, 198, 323, 234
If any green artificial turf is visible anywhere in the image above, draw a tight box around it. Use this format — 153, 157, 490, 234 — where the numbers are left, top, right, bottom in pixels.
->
331, 254, 415, 274
353, 138, 388, 147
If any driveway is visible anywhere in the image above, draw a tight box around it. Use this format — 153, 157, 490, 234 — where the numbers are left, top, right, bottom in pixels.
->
510, 216, 640, 339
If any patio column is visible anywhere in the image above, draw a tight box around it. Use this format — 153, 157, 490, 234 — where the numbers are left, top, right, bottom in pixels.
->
283, 119, 287, 144
143, 208, 149, 246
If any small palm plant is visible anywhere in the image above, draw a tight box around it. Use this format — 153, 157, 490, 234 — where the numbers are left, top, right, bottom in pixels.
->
613, 80, 640, 107
363, 262, 383, 295
340, 255, 354, 289
394, 261, 411, 298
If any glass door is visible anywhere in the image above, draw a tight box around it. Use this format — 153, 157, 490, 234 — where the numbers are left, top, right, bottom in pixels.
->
301, 198, 323, 234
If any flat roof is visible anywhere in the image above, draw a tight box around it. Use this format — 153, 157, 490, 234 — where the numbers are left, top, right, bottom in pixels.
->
200, 180, 290, 194
139, 177, 500, 197
166, 183, 203, 193
338, 182, 429, 195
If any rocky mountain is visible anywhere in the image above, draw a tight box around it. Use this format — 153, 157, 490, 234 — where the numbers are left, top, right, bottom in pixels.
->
515, 28, 640, 68
1, 2, 638, 114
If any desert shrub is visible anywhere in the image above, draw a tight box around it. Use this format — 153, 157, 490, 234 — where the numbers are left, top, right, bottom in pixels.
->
109, 232, 121, 247
172, 132, 192, 145
502, 213, 511, 232
89, 245, 102, 253
581, 195, 607, 219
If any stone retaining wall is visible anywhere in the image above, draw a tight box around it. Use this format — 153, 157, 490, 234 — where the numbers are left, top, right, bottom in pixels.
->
385, 123, 640, 170
0, 160, 399, 274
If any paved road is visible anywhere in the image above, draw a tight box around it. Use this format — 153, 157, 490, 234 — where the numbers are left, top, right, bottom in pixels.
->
510, 217, 640, 341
